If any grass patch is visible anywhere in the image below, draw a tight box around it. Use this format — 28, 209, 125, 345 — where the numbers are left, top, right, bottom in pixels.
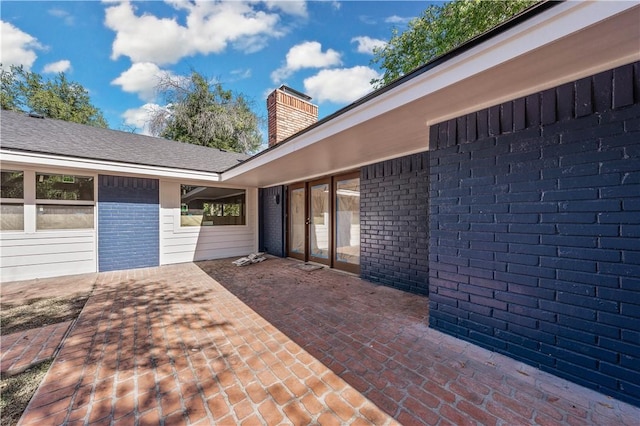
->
0, 360, 52, 426
1, 295, 88, 335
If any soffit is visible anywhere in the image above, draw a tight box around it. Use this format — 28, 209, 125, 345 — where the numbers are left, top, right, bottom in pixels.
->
223, 3, 640, 187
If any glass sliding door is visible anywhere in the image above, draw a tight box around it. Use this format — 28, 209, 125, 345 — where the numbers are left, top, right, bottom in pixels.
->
309, 179, 331, 265
334, 173, 360, 273
288, 183, 306, 261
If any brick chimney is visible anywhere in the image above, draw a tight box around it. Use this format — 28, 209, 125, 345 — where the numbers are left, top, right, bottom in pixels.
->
267, 85, 318, 147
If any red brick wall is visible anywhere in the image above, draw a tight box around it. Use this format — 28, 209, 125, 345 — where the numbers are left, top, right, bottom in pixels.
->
267, 89, 318, 147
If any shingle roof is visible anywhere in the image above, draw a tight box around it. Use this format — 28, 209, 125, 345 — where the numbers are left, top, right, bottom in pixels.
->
0, 110, 250, 173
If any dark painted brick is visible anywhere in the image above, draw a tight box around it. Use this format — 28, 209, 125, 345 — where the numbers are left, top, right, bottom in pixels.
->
593, 69, 613, 112
601, 362, 640, 385
467, 111, 477, 142
599, 337, 640, 358
541, 88, 557, 125
468, 331, 508, 351
500, 101, 513, 133
508, 344, 554, 367
428, 63, 640, 407
525, 93, 541, 128
361, 152, 429, 295
476, 109, 489, 139
556, 82, 574, 121
555, 362, 618, 390
259, 186, 285, 257
513, 98, 526, 131
489, 105, 501, 136
599, 211, 640, 224
541, 344, 597, 369
575, 77, 593, 117
613, 64, 634, 109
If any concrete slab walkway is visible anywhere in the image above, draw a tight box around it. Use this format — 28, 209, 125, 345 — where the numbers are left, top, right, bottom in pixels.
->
16, 263, 397, 425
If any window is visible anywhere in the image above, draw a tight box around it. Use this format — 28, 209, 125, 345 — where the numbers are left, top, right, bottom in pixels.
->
1, 170, 24, 231
180, 185, 246, 226
36, 173, 94, 230
36, 173, 94, 201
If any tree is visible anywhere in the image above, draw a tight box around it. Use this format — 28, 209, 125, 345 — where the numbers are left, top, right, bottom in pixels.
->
1, 65, 107, 128
371, 0, 538, 88
150, 71, 262, 154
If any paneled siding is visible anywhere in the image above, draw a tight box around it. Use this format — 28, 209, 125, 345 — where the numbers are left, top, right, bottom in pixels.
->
0, 231, 96, 281
360, 152, 430, 295
160, 181, 257, 264
259, 186, 286, 257
428, 62, 640, 406
98, 175, 159, 272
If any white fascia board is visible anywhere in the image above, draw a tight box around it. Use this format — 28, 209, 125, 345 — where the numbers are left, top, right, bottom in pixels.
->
0, 149, 221, 182
222, 1, 636, 183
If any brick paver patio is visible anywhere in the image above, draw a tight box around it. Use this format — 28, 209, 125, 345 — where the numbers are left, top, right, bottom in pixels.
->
15, 263, 397, 425
199, 257, 640, 426
1, 321, 71, 376
4, 258, 639, 425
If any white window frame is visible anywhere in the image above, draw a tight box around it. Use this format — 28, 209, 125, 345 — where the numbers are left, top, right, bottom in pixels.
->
0, 168, 97, 233
0, 170, 25, 232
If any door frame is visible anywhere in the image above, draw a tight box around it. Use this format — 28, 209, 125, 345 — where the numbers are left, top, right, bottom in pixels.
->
285, 170, 360, 274
286, 182, 306, 262
333, 171, 361, 274
307, 177, 332, 266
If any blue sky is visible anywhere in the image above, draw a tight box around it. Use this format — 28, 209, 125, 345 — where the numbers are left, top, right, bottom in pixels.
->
1, 1, 432, 144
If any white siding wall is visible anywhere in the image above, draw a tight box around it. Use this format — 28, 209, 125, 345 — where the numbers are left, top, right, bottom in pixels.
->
0, 165, 97, 282
160, 180, 257, 264
0, 230, 96, 281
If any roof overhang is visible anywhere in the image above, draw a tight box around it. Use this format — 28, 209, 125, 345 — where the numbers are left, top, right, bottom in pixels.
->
0, 149, 223, 183
221, 1, 640, 187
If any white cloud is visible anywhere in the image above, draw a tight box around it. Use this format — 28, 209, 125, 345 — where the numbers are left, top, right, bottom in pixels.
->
263, 1, 308, 17
121, 103, 165, 135
48, 8, 75, 26
304, 66, 379, 104
0, 21, 45, 70
351, 36, 386, 55
111, 62, 180, 102
359, 15, 376, 25
385, 15, 414, 25
43, 60, 72, 74
104, 1, 284, 65
271, 41, 342, 83
230, 68, 252, 81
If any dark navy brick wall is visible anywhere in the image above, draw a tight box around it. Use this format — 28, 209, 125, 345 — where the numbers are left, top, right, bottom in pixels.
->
429, 62, 640, 406
259, 185, 285, 257
361, 153, 430, 295
98, 175, 159, 272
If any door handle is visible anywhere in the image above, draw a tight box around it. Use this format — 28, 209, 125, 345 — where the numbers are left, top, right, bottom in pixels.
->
305, 218, 310, 225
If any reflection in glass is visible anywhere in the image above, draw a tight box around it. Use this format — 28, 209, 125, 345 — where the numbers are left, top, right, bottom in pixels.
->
1, 204, 24, 231
36, 205, 94, 230
290, 187, 305, 254
36, 173, 94, 201
180, 185, 245, 226
310, 183, 329, 259
1, 171, 24, 199
335, 178, 360, 265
